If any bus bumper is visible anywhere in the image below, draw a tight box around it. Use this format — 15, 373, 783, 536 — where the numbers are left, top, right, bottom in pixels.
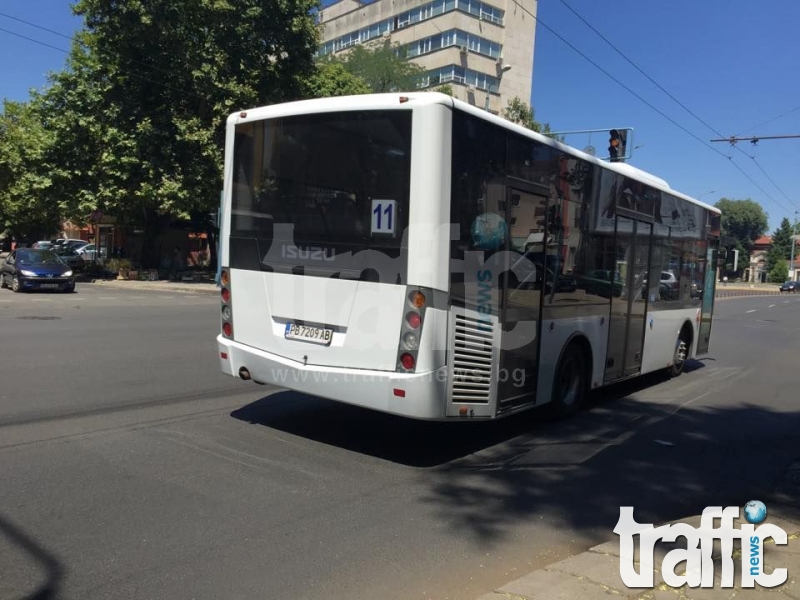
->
217, 336, 449, 420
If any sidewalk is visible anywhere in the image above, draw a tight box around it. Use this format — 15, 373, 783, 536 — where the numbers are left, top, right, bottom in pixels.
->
85, 278, 218, 295
479, 462, 800, 600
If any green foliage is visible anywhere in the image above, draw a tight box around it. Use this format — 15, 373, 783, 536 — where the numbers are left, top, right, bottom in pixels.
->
769, 258, 789, 283
302, 61, 370, 99
432, 84, 454, 96
502, 96, 552, 134
0, 99, 61, 239
714, 198, 769, 269
766, 217, 794, 273
337, 40, 424, 93
5, 0, 321, 265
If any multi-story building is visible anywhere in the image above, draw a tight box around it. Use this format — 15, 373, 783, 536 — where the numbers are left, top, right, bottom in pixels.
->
317, 0, 537, 114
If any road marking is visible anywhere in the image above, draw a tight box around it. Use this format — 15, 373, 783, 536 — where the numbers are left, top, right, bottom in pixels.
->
746, 309, 757, 313
769, 304, 776, 308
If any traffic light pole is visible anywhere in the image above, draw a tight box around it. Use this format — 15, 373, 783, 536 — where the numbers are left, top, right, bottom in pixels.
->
545, 127, 634, 161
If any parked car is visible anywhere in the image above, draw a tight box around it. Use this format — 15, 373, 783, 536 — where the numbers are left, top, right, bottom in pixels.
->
52, 245, 86, 272
32, 241, 54, 249
779, 281, 799, 293
660, 271, 679, 299
577, 269, 624, 298
76, 243, 106, 261
0, 248, 76, 293
52, 238, 88, 249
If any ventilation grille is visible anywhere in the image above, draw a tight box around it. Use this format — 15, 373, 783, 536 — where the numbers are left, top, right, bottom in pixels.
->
452, 314, 494, 403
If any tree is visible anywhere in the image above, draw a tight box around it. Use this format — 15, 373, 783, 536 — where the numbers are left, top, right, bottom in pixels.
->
714, 198, 769, 274
0, 99, 61, 241
41, 0, 321, 267
302, 61, 370, 99
502, 96, 552, 134
432, 84, 454, 96
769, 258, 789, 283
766, 217, 794, 273
338, 40, 424, 93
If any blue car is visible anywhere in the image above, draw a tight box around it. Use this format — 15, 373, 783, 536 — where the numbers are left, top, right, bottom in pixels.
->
0, 248, 76, 293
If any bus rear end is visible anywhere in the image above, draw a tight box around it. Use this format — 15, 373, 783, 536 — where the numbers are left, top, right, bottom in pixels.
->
217, 95, 453, 419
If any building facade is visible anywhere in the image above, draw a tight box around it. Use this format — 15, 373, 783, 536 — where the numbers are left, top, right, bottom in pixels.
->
318, 0, 537, 114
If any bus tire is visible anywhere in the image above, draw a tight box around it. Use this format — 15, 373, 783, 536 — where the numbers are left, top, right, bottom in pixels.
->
551, 342, 588, 419
669, 327, 691, 378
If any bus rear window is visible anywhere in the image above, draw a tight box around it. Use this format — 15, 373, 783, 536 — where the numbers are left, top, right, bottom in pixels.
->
230, 111, 412, 261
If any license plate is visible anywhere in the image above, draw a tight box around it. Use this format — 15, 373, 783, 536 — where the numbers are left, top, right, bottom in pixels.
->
40, 284, 59, 289
284, 323, 333, 346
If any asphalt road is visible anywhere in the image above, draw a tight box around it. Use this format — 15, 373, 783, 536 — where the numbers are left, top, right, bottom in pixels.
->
1, 285, 799, 600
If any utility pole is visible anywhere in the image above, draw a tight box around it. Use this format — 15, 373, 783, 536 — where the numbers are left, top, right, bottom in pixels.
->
792, 210, 799, 282
710, 134, 800, 144
711, 134, 800, 280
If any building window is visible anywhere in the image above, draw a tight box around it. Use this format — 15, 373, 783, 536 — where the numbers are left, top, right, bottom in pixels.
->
319, 0, 504, 56
401, 29, 502, 60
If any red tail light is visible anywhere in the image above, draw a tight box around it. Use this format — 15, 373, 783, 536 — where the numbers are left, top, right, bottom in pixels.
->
406, 312, 421, 329
400, 353, 415, 370
223, 322, 232, 337
221, 287, 230, 302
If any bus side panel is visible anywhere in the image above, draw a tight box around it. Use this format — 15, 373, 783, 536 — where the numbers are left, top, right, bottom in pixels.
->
406, 103, 452, 293
639, 307, 699, 375
536, 316, 608, 405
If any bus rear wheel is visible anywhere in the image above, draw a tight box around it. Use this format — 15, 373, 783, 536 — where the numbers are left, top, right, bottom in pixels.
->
669, 332, 689, 378
551, 343, 588, 419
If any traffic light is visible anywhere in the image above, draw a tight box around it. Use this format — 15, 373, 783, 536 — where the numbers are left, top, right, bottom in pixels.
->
609, 129, 625, 162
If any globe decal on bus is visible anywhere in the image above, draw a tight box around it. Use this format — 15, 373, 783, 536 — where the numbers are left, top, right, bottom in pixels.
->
470, 213, 507, 251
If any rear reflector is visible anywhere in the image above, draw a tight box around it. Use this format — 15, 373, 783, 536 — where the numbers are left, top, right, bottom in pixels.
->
393, 388, 406, 397
220, 352, 228, 359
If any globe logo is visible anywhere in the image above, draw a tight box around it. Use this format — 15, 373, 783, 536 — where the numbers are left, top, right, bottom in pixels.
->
744, 500, 767, 524
470, 213, 507, 251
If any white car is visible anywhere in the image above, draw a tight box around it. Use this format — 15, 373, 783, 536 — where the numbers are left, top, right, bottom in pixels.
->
76, 243, 109, 261
659, 271, 679, 299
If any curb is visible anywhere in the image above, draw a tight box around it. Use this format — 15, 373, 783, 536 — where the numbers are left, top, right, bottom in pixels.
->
479, 465, 800, 600
82, 280, 218, 295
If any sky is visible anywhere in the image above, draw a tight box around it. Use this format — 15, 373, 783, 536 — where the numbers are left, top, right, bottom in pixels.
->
1, 0, 799, 231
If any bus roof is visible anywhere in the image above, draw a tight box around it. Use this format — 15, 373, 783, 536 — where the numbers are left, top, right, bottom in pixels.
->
229, 92, 721, 216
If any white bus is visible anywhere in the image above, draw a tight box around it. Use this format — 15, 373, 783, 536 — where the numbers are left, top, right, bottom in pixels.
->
217, 93, 721, 420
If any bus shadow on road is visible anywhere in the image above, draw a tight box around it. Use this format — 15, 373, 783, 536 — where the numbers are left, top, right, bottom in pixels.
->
0, 513, 64, 600
230, 360, 705, 469
231, 361, 800, 544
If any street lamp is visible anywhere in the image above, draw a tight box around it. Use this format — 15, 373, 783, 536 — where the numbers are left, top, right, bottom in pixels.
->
485, 64, 512, 112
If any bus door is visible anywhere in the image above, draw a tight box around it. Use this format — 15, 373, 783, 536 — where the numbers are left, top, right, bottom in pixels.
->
498, 186, 548, 408
696, 238, 718, 354
605, 215, 652, 382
